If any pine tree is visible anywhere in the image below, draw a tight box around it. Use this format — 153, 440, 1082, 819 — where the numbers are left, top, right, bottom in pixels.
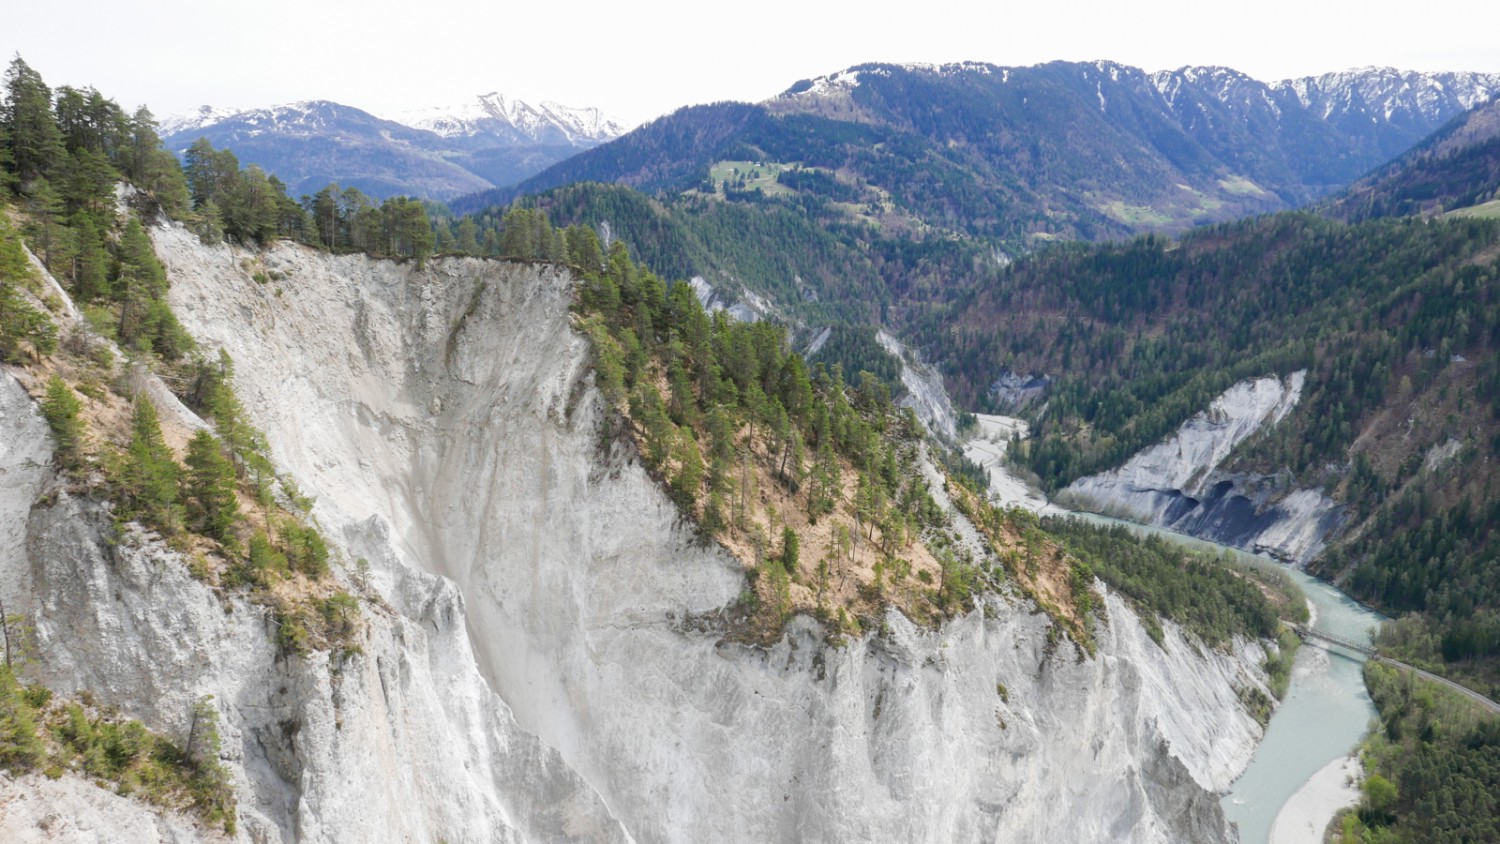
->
205, 352, 260, 471
193, 198, 224, 245
0, 119, 15, 191
68, 213, 109, 301
671, 430, 704, 510
58, 147, 116, 217
222, 166, 278, 243
2, 57, 65, 188
781, 526, 800, 573
246, 531, 288, 577
564, 225, 603, 271
455, 218, 479, 254
40, 376, 84, 469
0, 218, 56, 362
281, 523, 329, 577
116, 218, 166, 296
183, 138, 232, 209
499, 207, 537, 258
120, 397, 180, 530
183, 429, 239, 543
20, 178, 66, 269
309, 183, 341, 248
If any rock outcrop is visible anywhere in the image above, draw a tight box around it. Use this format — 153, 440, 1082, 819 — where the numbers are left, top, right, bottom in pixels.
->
1064, 373, 1344, 564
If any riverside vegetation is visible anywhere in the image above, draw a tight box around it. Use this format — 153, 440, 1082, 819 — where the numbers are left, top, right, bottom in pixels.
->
1332, 662, 1500, 844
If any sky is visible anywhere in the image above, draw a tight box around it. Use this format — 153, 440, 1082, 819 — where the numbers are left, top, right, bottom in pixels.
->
5, 0, 1500, 127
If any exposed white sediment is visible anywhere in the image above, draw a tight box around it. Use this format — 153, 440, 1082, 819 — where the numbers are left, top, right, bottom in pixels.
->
0, 224, 1281, 842
1065, 373, 1343, 564
1268, 755, 1363, 844
877, 329, 960, 441
962, 413, 1063, 514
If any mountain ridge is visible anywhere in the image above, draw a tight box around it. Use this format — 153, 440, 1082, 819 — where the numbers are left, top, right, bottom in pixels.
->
381, 92, 626, 147
161, 93, 628, 201
465, 61, 1500, 242
1322, 95, 1500, 220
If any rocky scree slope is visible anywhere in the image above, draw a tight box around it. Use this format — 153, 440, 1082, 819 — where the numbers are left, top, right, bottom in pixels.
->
0, 253, 628, 843
157, 224, 1274, 842
1063, 373, 1344, 564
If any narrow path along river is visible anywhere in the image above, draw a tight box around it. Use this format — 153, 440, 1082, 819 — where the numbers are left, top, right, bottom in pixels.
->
962, 414, 1384, 844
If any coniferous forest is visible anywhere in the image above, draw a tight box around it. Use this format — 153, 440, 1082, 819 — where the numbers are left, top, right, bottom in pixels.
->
4, 42, 1500, 843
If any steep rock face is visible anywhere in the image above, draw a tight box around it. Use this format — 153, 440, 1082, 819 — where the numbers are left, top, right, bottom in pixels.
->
1065, 372, 1343, 564
0, 771, 202, 843
17, 495, 627, 844
0, 373, 50, 611
877, 329, 960, 442
160, 225, 1268, 842
1, 293, 626, 841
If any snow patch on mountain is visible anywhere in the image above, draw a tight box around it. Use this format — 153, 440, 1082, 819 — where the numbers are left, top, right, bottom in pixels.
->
165, 101, 383, 141
159, 105, 242, 136
385, 93, 627, 145
1275, 67, 1500, 122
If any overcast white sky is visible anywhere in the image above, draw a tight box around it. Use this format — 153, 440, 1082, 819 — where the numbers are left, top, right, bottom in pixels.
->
5, 0, 1499, 126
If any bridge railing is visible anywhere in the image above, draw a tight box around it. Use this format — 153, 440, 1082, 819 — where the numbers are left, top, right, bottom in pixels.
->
1286, 623, 1376, 657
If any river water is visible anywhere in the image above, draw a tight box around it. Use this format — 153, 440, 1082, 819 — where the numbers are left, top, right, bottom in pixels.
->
1072, 514, 1384, 844
962, 418, 1384, 842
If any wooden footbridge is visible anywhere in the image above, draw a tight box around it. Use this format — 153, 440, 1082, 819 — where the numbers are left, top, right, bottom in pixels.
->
1286, 623, 1500, 716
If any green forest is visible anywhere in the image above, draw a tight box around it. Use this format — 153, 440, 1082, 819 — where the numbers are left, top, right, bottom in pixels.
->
1339, 662, 1500, 843
904, 212, 1500, 692
6, 47, 1500, 838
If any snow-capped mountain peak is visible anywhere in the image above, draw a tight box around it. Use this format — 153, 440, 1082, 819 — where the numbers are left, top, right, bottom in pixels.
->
159, 104, 243, 137
384, 94, 627, 146
1274, 67, 1500, 121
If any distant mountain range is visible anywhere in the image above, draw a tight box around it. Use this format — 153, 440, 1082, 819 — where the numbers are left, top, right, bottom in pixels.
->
162, 94, 629, 200
465, 61, 1500, 242
1322, 95, 1500, 221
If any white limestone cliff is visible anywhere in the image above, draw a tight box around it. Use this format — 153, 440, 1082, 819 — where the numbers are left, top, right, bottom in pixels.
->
1064, 373, 1343, 564
148, 224, 1267, 842
0, 225, 1278, 842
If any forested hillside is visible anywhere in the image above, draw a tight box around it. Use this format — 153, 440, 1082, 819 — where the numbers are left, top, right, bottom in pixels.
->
444, 180, 1008, 329
913, 211, 1500, 692
469, 202, 1302, 653
1323, 97, 1500, 222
